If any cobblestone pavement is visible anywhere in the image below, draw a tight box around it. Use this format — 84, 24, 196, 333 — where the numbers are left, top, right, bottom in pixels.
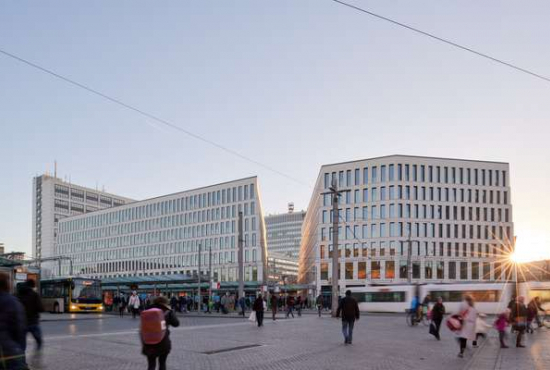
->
27, 314, 549, 370
466, 325, 550, 370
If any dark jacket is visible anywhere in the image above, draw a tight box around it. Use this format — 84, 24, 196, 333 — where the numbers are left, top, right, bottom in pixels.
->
141, 304, 180, 356
431, 302, 446, 322
253, 297, 264, 312
17, 284, 44, 326
336, 296, 360, 321
511, 302, 528, 325
0, 292, 26, 357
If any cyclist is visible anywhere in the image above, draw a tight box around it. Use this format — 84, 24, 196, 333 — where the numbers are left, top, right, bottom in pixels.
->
410, 295, 420, 323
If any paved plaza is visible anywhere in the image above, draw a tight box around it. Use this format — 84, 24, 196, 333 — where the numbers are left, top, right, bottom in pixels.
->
26, 313, 549, 370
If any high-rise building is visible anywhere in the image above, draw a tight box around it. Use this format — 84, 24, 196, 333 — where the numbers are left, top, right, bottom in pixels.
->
299, 155, 514, 294
32, 174, 134, 263
265, 204, 306, 259
0, 243, 4, 255
54, 177, 268, 284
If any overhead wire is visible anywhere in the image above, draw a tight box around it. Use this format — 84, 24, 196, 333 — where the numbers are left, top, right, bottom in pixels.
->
331, 0, 550, 84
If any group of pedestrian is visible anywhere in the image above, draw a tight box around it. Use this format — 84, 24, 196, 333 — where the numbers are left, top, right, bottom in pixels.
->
0, 273, 44, 370
416, 293, 547, 359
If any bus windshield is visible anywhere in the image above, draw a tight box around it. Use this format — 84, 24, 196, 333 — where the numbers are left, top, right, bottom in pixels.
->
72, 280, 102, 304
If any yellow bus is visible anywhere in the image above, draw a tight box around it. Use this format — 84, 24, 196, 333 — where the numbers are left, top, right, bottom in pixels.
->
41, 277, 104, 313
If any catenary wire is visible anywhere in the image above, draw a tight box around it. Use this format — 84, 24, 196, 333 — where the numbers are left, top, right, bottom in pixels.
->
0, 48, 307, 187
331, 0, 550, 84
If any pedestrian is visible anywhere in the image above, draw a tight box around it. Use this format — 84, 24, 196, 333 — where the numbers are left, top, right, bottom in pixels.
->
510, 296, 528, 348
17, 279, 44, 365
430, 296, 445, 340
316, 294, 324, 317
285, 295, 295, 318
473, 313, 491, 347
296, 296, 302, 317
129, 291, 141, 319
220, 293, 228, 314
238, 296, 246, 317
253, 294, 264, 327
141, 296, 180, 370
0, 273, 26, 370
336, 290, 360, 345
118, 293, 126, 318
457, 294, 477, 358
270, 294, 278, 321
527, 297, 543, 332
494, 309, 510, 348
170, 295, 177, 311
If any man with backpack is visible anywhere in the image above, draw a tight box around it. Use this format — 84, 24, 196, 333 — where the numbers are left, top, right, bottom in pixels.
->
141, 296, 180, 370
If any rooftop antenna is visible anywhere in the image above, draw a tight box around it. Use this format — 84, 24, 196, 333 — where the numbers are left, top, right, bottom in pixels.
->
54, 160, 57, 179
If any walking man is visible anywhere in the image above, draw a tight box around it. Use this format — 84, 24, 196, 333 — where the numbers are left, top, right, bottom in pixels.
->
0, 273, 26, 370
430, 297, 446, 340
17, 279, 44, 365
253, 294, 265, 327
316, 294, 324, 317
285, 295, 295, 318
270, 294, 278, 320
336, 290, 360, 345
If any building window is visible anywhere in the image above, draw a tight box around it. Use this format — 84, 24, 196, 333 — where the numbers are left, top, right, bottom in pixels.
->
460, 262, 468, 280
399, 260, 408, 279
345, 262, 353, 280
358, 262, 366, 279
386, 261, 395, 279
371, 261, 381, 279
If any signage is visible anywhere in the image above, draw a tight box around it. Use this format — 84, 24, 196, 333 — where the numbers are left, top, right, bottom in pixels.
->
15, 273, 27, 281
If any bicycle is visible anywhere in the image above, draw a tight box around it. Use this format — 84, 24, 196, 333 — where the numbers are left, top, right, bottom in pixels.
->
406, 308, 429, 327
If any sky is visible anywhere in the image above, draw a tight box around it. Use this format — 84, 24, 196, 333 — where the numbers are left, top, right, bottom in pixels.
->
1, 1, 549, 262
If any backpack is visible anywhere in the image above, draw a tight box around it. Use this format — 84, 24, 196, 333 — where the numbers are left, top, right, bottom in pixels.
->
141, 308, 167, 345
446, 314, 463, 332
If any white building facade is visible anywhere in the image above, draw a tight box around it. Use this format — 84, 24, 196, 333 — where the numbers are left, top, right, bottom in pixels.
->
299, 155, 514, 293
265, 207, 306, 259
55, 177, 268, 284
32, 174, 134, 263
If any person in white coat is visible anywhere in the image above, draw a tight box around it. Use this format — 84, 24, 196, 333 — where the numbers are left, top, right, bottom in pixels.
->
129, 291, 141, 319
457, 295, 477, 358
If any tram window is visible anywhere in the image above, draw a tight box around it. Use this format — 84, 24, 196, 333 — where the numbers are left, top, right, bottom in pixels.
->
430, 290, 501, 302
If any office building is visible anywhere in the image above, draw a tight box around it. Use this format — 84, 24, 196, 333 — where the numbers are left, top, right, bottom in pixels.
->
299, 155, 514, 293
32, 174, 134, 263
267, 254, 299, 285
265, 204, 306, 259
0, 243, 4, 255
55, 177, 268, 284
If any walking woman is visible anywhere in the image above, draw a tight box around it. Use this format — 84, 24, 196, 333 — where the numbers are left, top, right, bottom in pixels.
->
253, 294, 265, 327
430, 297, 445, 340
457, 295, 477, 358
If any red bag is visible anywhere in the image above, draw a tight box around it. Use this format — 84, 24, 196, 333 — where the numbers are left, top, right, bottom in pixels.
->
446, 314, 463, 332
140, 308, 166, 345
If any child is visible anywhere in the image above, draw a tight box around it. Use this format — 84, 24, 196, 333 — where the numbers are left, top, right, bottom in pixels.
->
495, 309, 510, 348
473, 313, 492, 347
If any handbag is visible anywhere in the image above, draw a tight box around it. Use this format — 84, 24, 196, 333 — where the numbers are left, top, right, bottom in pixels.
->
248, 311, 257, 323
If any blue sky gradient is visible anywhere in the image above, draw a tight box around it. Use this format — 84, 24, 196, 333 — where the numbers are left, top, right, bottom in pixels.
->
1, 1, 549, 260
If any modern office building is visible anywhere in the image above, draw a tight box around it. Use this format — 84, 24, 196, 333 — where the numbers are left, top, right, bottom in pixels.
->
55, 177, 268, 285
299, 155, 514, 293
267, 254, 299, 285
265, 204, 306, 259
32, 174, 134, 264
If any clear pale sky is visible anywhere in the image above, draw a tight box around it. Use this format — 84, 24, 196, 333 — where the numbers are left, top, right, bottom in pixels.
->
1, 1, 549, 261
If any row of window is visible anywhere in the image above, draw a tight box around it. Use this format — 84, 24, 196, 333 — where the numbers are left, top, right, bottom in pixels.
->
320, 260, 512, 281
320, 222, 512, 242
324, 164, 507, 189
323, 204, 511, 224
60, 200, 257, 233
58, 230, 258, 256
319, 240, 511, 259
350, 290, 501, 303
59, 213, 257, 244
54, 184, 125, 206
322, 186, 509, 207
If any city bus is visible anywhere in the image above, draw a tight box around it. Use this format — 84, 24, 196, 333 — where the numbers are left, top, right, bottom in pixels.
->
41, 277, 104, 313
